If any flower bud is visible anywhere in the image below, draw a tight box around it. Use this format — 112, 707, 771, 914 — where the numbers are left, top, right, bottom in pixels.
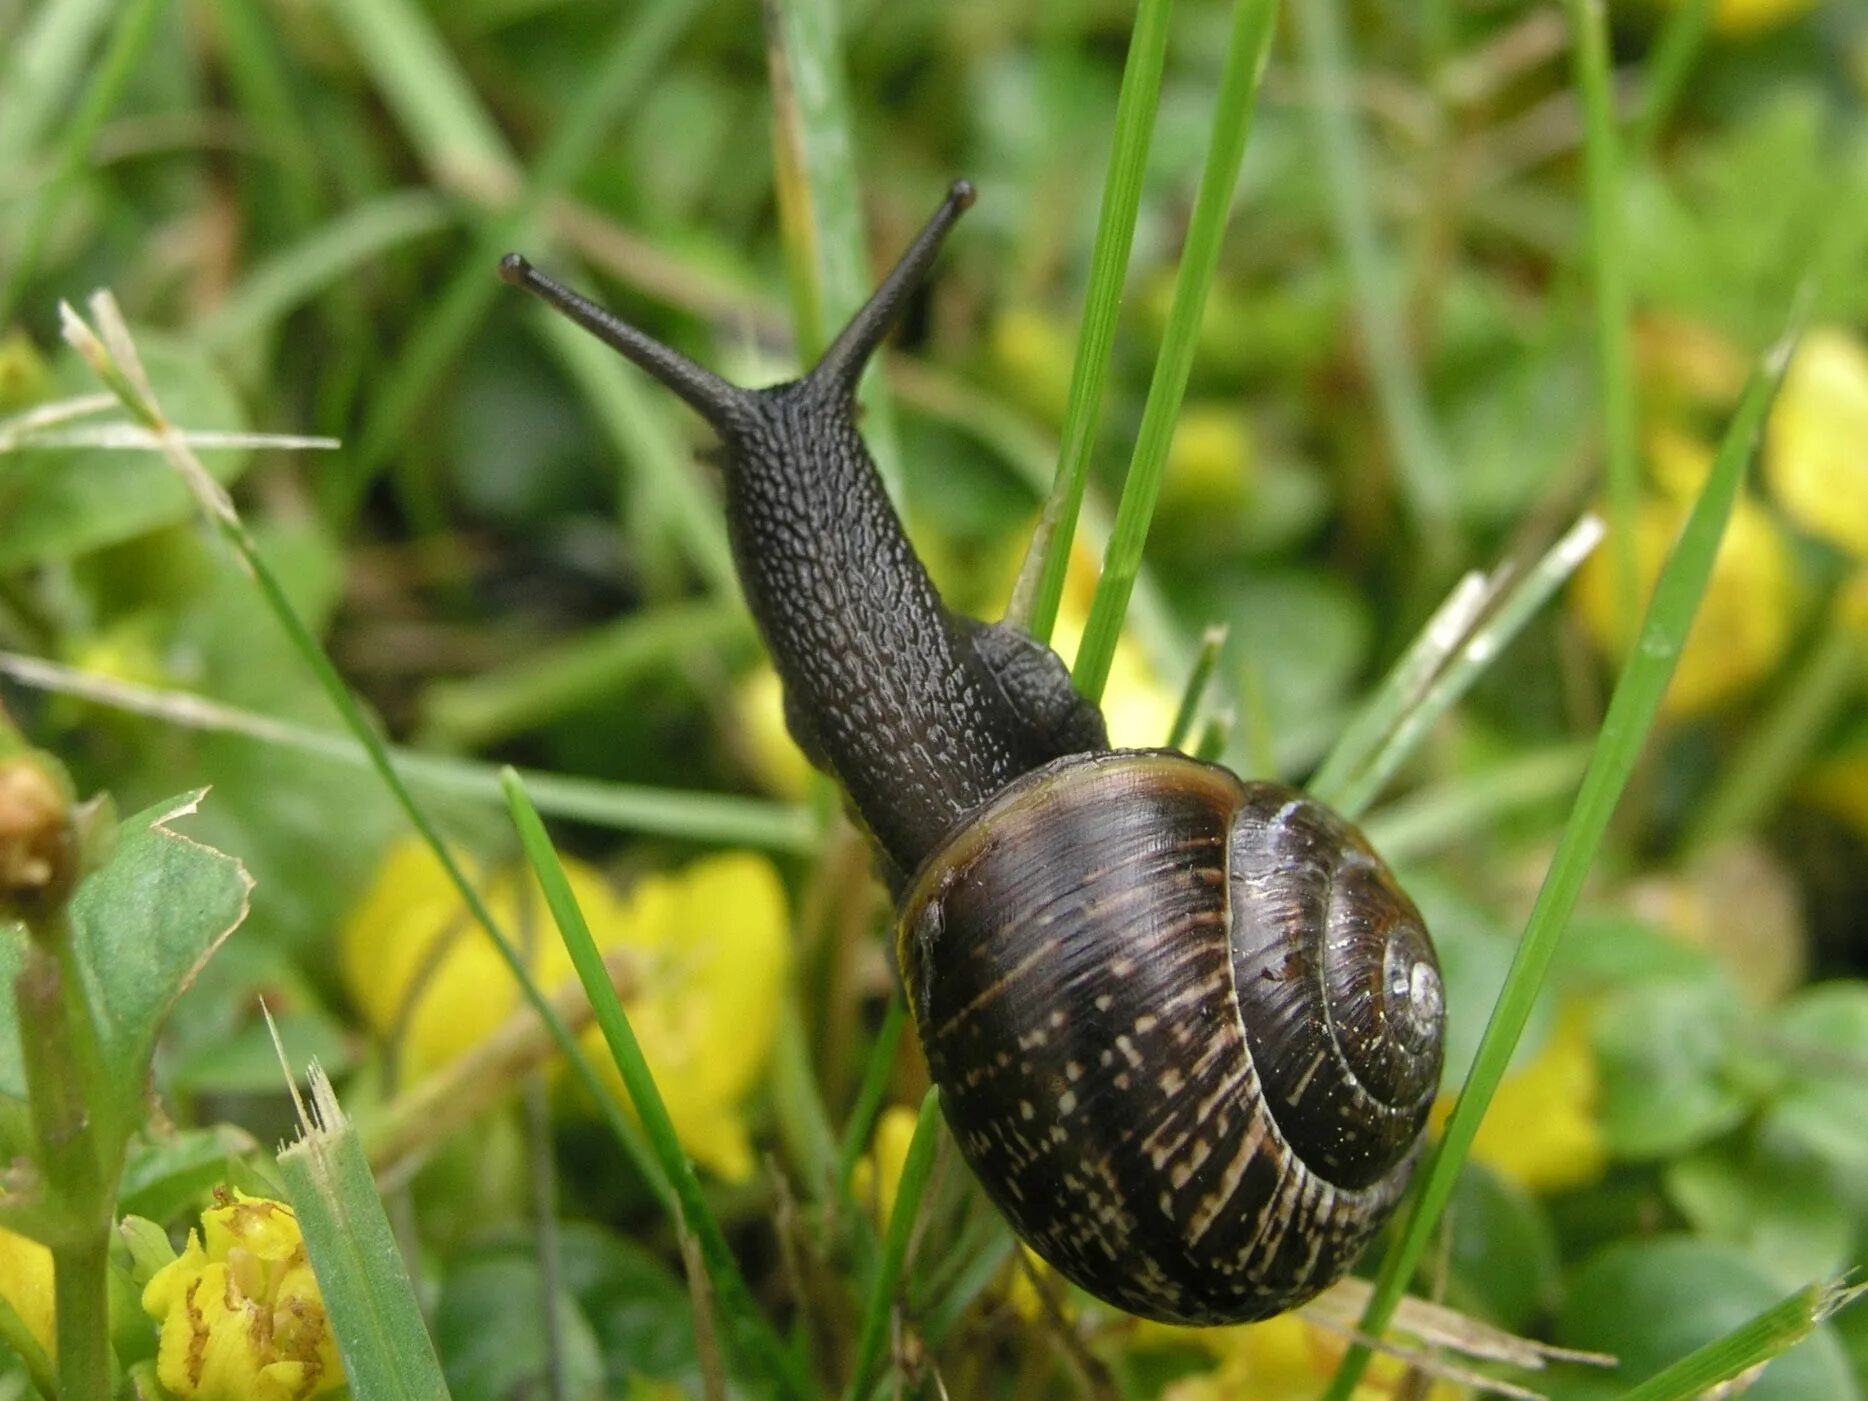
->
0, 756, 78, 929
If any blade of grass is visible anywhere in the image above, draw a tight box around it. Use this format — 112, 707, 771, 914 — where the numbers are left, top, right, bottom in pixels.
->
1072, 0, 1277, 702
1289, 0, 1456, 543
1023, 0, 1178, 645
1361, 741, 1592, 865
535, 315, 738, 597
204, 0, 327, 235
0, 0, 165, 322
331, 0, 702, 521
417, 600, 750, 749
1334, 514, 1605, 818
1632, 0, 1718, 154
319, 0, 510, 188
58, 291, 689, 1228
834, 994, 907, 1197
1615, 1278, 1867, 1401
1307, 571, 1491, 804
762, 0, 905, 500
1166, 624, 1228, 750
499, 770, 814, 1401
274, 1060, 452, 1401
844, 1085, 942, 1401
0, 0, 116, 171
1681, 619, 1864, 856
199, 191, 454, 350
1322, 323, 1799, 1401
1565, 0, 1640, 637
0, 649, 820, 851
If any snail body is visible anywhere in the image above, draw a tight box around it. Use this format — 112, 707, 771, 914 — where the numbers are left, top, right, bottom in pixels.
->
502, 183, 1444, 1324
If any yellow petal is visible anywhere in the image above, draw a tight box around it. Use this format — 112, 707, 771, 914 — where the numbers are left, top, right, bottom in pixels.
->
1571, 493, 1795, 714
1766, 326, 1868, 559
1432, 1003, 1606, 1194
146, 1199, 343, 1401
733, 665, 816, 801
0, 1225, 55, 1357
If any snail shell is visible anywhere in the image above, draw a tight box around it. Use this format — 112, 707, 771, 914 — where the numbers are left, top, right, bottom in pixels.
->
898, 750, 1444, 1325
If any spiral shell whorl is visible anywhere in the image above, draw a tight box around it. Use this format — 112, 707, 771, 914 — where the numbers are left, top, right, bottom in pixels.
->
897, 751, 1443, 1325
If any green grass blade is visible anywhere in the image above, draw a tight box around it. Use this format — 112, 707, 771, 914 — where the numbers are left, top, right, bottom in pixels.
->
276, 1066, 451, 1401
1166, 624, 1228, 751
0, 0, 164, 322
1566, 0, 1640, 633
0, 649, 820, 851
0, 0, 116, 170
417, 600, 750, 749
1617, 1278, 1866, 1401
499, 770, 814, 1401
834, 994, 907, 1198
1362, 742, 1592, 866
1307, 570, 1491, 804
1290, 0, 1455, 539
1322, 326, 1798, 1401
1681, 619, 1864, 855
60, 291, 687, 1220
333, 0, 701, 519
1024, 0, 1178, 645
763, 0, 905, 499
320, 0, 511, 186
535, 316, 739, 597
1633, 0, 1719, 153
1334, 515, 1605, 818
844, 1085, 943, 1401
1072, 0, 1278, 703
199, 192, 455, 350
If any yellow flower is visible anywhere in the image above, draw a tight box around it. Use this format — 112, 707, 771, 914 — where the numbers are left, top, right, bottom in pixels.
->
0, 1225, 55, 1361
987, 306, 1075, 424
1766, 326, 1868, 559
1163, 404, 1255, 520
1805, 733, 1868, 845
342, 841, 791, 1181
142, 1193, 343, 1401
1431, 1003, 1606, 1194
732, 665, 816, 801
1572, 491, 1795, 714
1637, 318, 1749, 412
1683, 0, 1819, 37
851, 1103, 921, 1230
1156, 1314, 1464, 1400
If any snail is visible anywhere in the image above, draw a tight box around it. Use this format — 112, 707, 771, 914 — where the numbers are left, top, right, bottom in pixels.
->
499, 182, 1445, 1325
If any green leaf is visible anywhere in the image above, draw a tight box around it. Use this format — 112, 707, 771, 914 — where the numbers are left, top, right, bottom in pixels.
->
556, 1226, 699, 1386
434, 1251, 605, 1401
1442, 1164, 1560, 1334
118, 1123, 260, 1223
0, 335, 251, 568
1551, 1238, 1859, 1401
1594, 976, 1759, 1160
1764, 982, 1868, 1171
0, 792, 250, 1121
1666, 1135, 1853, 1291
65, 792, 253, 1122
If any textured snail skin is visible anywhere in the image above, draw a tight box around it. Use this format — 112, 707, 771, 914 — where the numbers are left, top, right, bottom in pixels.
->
501, 182, 1445, 1326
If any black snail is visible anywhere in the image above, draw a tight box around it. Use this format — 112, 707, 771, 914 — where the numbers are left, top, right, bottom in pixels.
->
499, 182, 1445, 1326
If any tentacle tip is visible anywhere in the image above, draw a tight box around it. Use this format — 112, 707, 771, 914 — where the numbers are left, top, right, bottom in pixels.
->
498, 252, 532, 286
948, 179, 977, 212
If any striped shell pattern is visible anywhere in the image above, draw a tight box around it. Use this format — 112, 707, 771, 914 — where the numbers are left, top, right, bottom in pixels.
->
897, 750, 1445, 1325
